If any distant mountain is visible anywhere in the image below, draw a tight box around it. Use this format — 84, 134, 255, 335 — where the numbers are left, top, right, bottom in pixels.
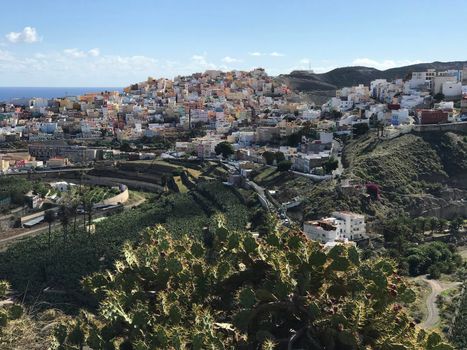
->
277, 61, 467, 92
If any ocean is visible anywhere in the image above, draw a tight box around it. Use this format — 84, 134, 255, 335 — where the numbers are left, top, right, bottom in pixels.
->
0, 87, 123, 103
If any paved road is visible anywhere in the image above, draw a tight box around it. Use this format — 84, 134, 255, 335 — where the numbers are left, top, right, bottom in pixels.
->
419, 276, 460, 329
247, 180, 272, 211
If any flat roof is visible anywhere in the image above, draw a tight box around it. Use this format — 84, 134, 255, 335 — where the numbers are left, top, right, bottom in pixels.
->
23, 215, 44, 227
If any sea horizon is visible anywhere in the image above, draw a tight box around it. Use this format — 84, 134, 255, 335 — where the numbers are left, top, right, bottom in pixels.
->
0, 86, 123, 103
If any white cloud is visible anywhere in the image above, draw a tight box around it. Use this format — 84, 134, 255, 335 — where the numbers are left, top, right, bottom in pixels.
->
96, 55, 157, 71
64, 48, 87, 58
351, 58, 422, 70
270, 52, 284, 57
190, 54, 217, 69
191, 54, 205, 62
249, 51, 284, 57
88, 48, 100, 57
63, 48, 101, 58
221, 56, 242, 63
299, 58, 310, 64
0, 49, 14, 61
0, 48, 159, 85
6, 27, 40, 43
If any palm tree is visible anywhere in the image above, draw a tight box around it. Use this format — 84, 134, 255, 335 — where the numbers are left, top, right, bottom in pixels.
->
44, 210, 56, 252
69, 199, 79, 235
429, 217, 438, 235
82, 194, 94, 235
59, 205, 71, 243
438, 219, 447, 234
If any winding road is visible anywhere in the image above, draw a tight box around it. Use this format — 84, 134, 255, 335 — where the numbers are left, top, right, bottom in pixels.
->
419, 276, 460, 329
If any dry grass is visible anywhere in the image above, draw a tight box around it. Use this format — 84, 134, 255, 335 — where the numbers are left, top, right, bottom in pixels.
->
174, 176, 188, 193
0, 308, 68, 350
406, 278, 430, 324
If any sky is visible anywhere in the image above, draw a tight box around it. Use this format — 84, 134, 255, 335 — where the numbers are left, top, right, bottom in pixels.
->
1, 0, 466, 87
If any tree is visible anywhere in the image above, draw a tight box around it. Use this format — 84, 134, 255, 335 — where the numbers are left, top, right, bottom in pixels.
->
262, 151, 275, 165
427, 264, 441, 279
33, 182, 49, 197
214, 141, 234, 159
81, 193, 94, 235
59, 205, 71, 243
44, 210, 56, 253
56, 225, 453, 350
403, 241, 462, 277
429, 217, 438, 235
331, 110, 342, 120
352, 123, 369, 136
438, 219, 448, 234
433, 93, 445, 102
323, 156, 338, 174
274, 151, 285, 163
119, 142, 132, 152
449, 217, 464, 240
277, 160, 292, 172
69, 199, 79, 235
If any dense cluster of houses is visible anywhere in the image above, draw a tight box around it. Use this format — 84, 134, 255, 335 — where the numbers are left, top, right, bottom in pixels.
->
322, 67, 467, 131
1, 66, 466, 175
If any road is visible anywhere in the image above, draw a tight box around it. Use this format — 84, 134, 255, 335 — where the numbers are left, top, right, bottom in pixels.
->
332, 139, 344, 177
247, 180, 273, 211
419, 276, 460, 329
246, 179, 293, 227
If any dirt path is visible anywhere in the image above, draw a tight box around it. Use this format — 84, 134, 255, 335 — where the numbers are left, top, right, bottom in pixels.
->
419, 276, 460, 329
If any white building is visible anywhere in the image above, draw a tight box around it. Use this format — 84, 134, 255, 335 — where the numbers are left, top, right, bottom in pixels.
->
408, 72, 429, 89
432, 76, 456, 95
302, 109, 321, 120
50, 181, 75, 192
400, 94, 424, 109
303, 211, 366, 243
391, 108, 410, 125
436, 101, 454, 110
340, 100, 354, 111
231, 131, 255, 146
442, 81, 462, 99
319, 132, 333, 144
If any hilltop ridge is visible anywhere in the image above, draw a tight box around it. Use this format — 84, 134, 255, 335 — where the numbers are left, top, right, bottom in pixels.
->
277, 60, 467, 92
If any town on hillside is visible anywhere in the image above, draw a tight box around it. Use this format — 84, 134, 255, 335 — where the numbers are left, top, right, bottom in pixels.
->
1, 65, 466, 349
1, 66, 466, 173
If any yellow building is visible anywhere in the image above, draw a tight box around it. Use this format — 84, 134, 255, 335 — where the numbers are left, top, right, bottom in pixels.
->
0, 159, 10, 173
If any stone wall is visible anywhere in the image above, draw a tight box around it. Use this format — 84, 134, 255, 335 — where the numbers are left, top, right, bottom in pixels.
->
413, 121, 467, 133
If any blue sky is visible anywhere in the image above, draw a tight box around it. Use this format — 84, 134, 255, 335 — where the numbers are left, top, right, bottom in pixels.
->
1, 0, 466, 86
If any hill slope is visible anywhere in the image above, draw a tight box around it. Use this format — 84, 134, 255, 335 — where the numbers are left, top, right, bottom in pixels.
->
341, 131, 467, 218
251, 131, 467, 221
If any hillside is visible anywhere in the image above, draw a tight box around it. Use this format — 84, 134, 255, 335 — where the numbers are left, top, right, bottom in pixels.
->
341, 131, 466, 218
277, 60, 467, 92
251, 131, 467, 222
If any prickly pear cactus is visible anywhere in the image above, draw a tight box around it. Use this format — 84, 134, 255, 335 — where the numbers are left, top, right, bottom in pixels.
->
54, 224, 453, 350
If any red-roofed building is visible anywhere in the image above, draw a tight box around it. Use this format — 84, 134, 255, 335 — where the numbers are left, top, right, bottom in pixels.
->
416, 109, 448, 124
